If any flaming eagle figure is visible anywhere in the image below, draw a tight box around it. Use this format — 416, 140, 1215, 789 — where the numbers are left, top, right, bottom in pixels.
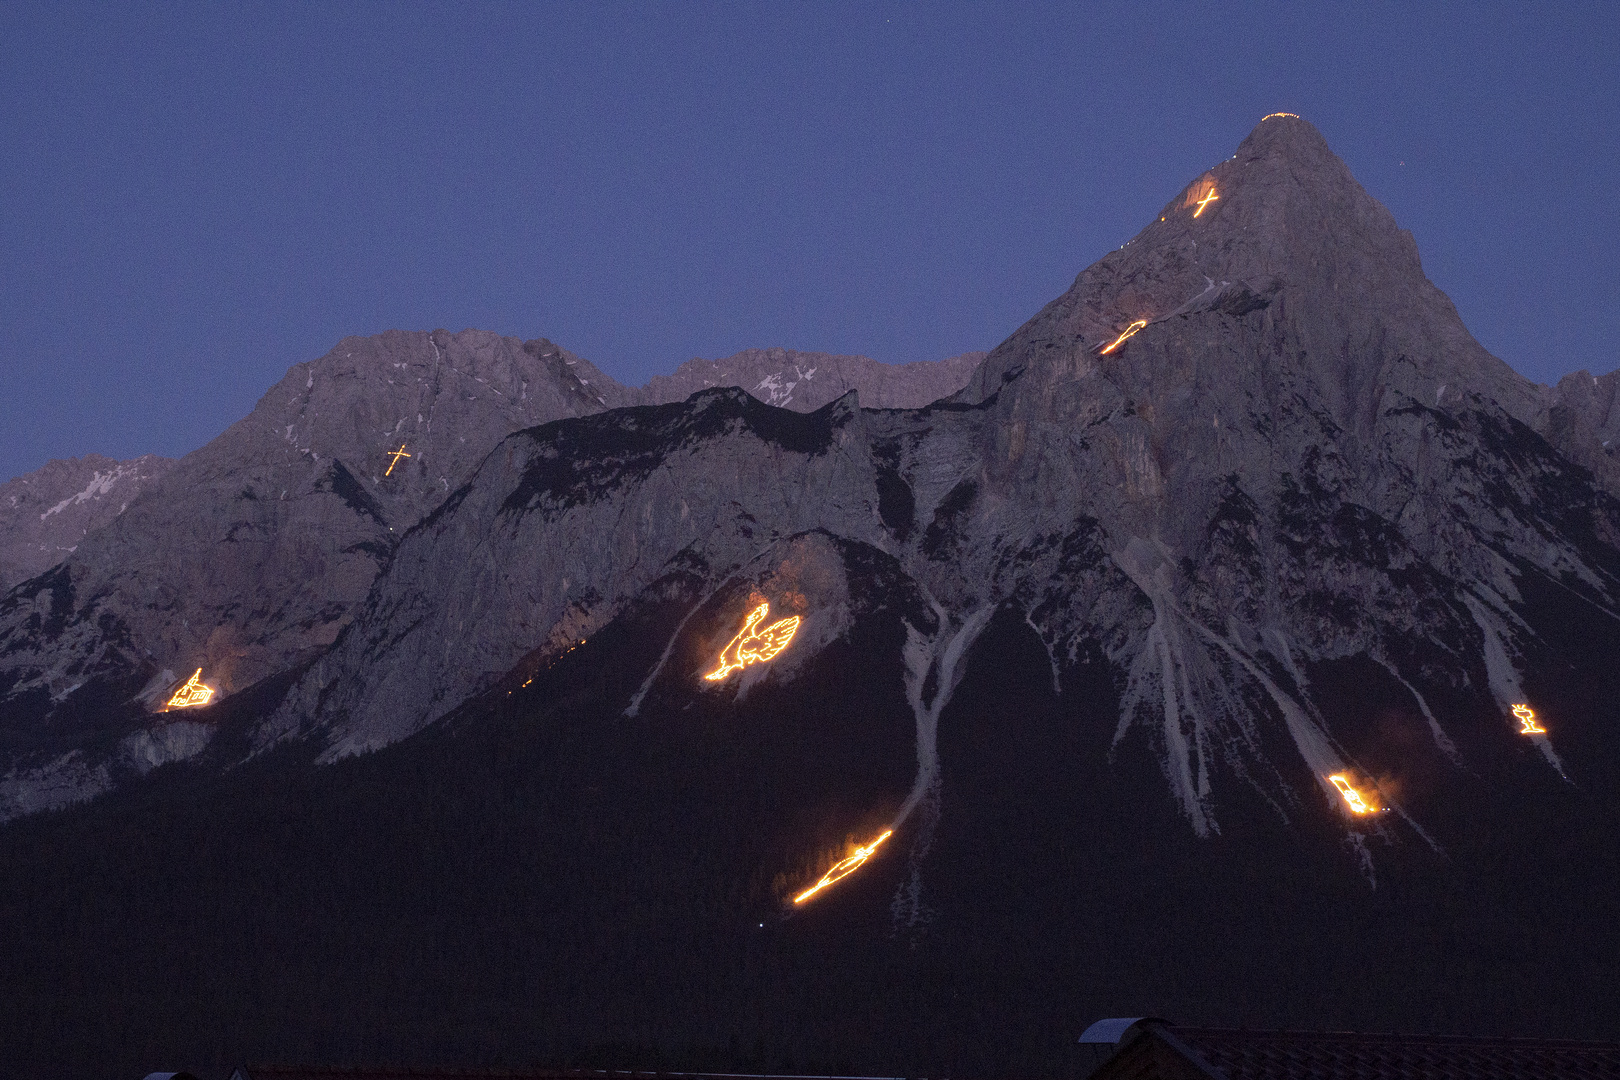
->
704, 602, 801, 682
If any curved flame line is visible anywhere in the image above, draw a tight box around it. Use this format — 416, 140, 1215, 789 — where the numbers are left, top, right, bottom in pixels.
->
1099, 320, 1148, 356
793, 830, 893, 904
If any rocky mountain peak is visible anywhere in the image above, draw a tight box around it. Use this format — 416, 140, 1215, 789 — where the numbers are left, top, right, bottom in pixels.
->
962, 114, 1542, 434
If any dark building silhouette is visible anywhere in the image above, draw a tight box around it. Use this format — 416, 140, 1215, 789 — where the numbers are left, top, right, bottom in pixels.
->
1079, 1018, 1620, 1079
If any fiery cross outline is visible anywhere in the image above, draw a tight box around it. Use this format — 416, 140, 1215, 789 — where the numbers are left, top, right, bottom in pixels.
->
704, 601, 801, 682
1193, 186, 1220, 217
166, 668, 215, 710
1512, 704, 1546, 735
793, 829, 893, 905
385, 443, 411, 476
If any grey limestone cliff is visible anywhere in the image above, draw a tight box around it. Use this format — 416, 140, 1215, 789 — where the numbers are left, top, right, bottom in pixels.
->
0, 454, 174, 590
641, 347, 986, 412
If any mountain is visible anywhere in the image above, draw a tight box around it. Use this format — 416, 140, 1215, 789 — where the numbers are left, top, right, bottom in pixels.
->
1, 116, 1619, 1076
0, 453, 174, 590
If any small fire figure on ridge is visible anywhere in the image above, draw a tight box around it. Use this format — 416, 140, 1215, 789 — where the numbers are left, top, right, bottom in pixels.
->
1099, 320, 1148, 356
1512, 704, 1546, 735
166, 668, 215, 710
1327, 773, 1379, 815
705, 601, 801, 682
385, 443, 411, 476
794, 830, 893, 905
1193, 185, 1220, 217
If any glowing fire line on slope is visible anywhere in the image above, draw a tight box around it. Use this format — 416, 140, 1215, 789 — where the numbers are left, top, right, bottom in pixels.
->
1261, 112, 1300, 121
793, 830, 893, 905
1193, 186, 1220, 217
385, 443, 411, 476
1327, 773, 1380, 815
1512, 704, 1546, 735
704, 602, 801, 682
1098, 320, 1148, 356
166, 668, 215, 710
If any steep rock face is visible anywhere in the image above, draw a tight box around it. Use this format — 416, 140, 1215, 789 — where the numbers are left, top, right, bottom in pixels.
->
281, 118, 1620, 855
268, 388, 899, 757
641, 347, 985, 412
0, 454, 174, 590
1542, 368, 1620, 488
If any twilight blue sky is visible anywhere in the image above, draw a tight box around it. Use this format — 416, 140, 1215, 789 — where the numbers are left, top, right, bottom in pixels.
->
3, 1, 1618, 481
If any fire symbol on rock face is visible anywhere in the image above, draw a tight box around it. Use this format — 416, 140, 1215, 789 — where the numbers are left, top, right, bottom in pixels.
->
1098, 319, 1148, 356
166, 668, 215, 710
385, 443, 411, 476
1327, 773, 1379, 815
1193, 185, 1219, 217
704, 602, 801, 682
793, 829, 893, 905
1513, 704, 1546, 735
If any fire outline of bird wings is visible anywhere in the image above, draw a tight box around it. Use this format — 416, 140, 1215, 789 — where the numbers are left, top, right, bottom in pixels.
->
704, 602, 802, 682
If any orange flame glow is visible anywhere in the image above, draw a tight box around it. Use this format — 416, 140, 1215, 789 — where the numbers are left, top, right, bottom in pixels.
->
384, 443, 411, 476
704, 602, 801, 682
1327, 774, 1378, 815
1261, 112, 1300, 121
793, 830, 893, 905
1512, 704, 1546, 735
1099, 320, 1148, 356
1193, 186, 1220, 217
166, 668, 215, 710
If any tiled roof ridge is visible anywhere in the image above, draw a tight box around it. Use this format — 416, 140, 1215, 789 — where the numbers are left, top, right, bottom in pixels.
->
1173, 1025, 1620, 1049
239, 1069, 913, 1080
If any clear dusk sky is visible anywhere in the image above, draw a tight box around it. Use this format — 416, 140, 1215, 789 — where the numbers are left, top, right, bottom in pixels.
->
3, 1, 1617, 482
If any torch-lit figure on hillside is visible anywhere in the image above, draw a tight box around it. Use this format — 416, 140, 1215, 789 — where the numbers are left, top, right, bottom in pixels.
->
705, 601, 801, 682
1513, 704, 1546, 735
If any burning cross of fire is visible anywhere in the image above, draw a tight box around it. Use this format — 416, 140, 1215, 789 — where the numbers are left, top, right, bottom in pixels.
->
793, 829, 893, 905
1193, 186, 1220, 217
1327, 774, 1379, 815
1512, 704, 1546, 735
1099, 319, 1148, 356
166, 668, 215, 710
704, 602, 802, 682
384, 443, 411, 476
